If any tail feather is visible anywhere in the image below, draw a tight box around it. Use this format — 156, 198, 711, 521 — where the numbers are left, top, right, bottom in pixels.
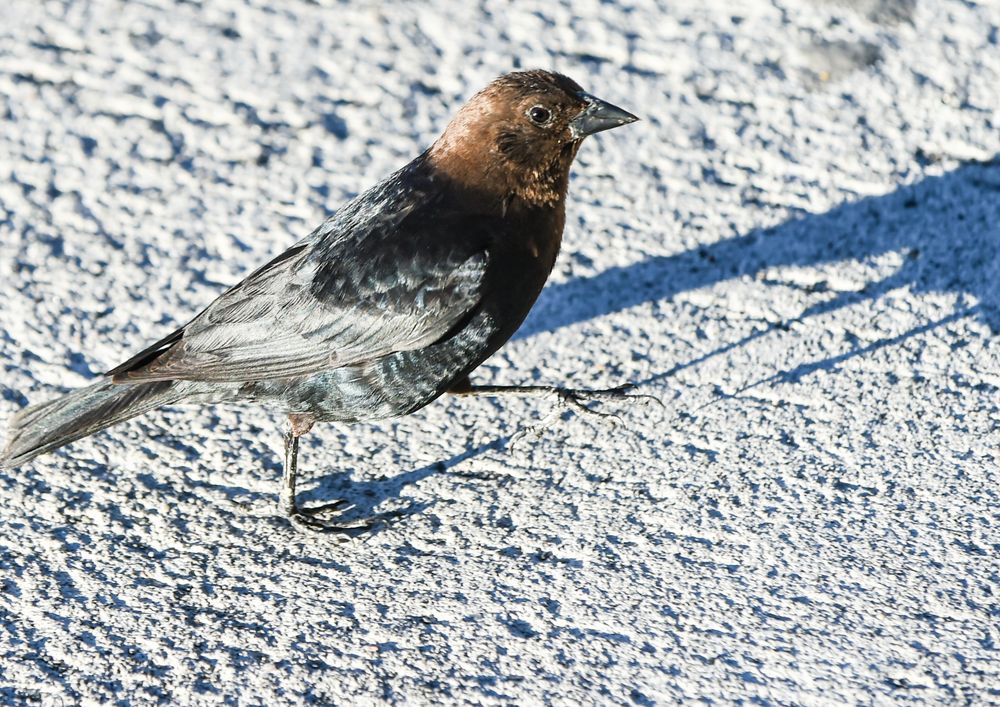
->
1, 379, 178, 468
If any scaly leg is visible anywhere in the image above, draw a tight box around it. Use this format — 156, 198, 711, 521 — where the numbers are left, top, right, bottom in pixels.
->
278, 416, 352, 534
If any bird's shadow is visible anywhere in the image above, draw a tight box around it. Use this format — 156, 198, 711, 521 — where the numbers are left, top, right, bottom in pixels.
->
520, 156, 1000, 370
285, 435, 510, 536
248, 157, 1000, 530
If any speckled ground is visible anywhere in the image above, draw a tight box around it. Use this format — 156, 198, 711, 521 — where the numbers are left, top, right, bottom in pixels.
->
1, 0, 998, 704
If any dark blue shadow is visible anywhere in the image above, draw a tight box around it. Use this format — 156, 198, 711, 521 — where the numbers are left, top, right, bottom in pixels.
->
519, 156, 1000, 344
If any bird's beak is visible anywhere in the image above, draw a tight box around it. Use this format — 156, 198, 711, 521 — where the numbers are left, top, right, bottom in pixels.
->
569, 93, 639, 139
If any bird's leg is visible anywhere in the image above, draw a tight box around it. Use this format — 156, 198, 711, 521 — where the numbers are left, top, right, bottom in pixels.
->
279, 426, 302, 517
278, 414, 350, 534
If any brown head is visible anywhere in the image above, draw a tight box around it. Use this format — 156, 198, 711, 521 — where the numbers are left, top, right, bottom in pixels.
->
428, 70, 638, 211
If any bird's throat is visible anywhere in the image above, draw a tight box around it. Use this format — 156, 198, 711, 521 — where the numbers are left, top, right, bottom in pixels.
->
427, 136, 577, 214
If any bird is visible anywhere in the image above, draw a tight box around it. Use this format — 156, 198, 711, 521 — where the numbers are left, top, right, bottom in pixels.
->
1, 69, 640, 532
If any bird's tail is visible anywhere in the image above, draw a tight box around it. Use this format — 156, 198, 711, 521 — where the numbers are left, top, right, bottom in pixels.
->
1, 379, 179, 468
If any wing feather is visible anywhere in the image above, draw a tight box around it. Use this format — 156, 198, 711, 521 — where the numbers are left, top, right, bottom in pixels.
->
109, 171, 495, 384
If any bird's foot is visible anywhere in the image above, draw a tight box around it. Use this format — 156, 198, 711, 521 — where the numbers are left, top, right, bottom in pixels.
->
454, 381, 661, 451
280, 499, 373, 535
509, 384, 661, 450
549, 384, 646, 419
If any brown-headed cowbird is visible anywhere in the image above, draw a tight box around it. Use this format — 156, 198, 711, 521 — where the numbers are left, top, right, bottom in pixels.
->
2, 70, 638, 531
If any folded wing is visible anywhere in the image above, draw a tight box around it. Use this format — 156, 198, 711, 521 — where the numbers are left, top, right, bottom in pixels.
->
108, 189, 493, 384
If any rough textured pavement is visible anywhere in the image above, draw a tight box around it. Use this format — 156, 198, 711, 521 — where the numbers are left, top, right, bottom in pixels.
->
1, 0, 998, 703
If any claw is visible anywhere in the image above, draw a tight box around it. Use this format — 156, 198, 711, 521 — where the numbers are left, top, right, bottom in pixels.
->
297, 498, 348, 516
284, 501, 375, 535
508, 407, 560, 452
570, 384, 662, 408
553, 385, 653, 424
287, 512, 353, 535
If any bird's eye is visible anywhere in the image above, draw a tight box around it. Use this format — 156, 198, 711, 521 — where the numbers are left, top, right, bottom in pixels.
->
527, 105, 552, 126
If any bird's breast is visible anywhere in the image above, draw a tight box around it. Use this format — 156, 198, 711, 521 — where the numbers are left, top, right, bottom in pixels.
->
481, 205, 564, 343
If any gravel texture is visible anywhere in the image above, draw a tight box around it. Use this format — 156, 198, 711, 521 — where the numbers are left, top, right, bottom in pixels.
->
1, 0, 998, 704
